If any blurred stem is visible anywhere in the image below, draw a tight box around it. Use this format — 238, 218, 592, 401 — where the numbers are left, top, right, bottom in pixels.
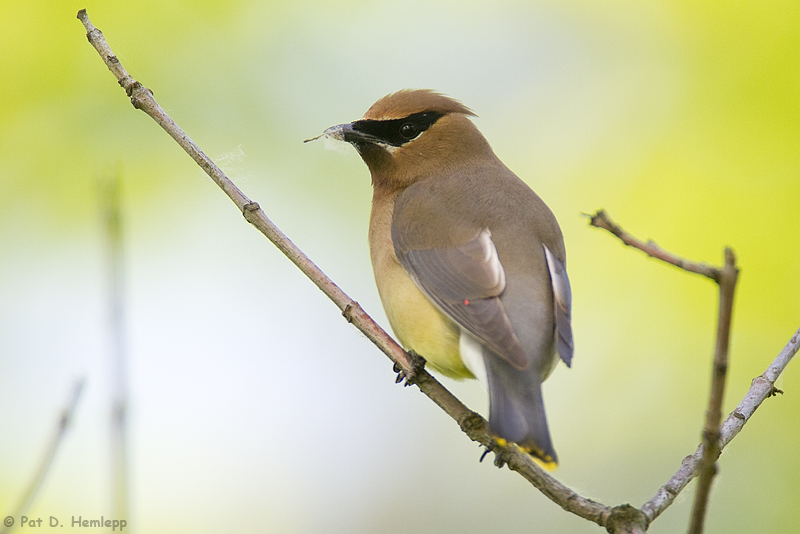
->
0, 380, 84, 534
100, 168, 129, 524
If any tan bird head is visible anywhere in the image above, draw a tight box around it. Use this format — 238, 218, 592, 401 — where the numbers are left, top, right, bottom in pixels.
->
317, 89, 496, 191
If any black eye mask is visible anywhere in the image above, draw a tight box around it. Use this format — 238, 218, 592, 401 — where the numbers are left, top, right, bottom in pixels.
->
351, 111, 444, 147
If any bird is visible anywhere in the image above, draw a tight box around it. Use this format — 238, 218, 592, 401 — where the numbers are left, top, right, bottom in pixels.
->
309, 89, 573, 466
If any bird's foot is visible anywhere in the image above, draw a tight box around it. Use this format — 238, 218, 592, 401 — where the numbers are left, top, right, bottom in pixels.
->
478, 438, 512, 469
393, 350, 426, 386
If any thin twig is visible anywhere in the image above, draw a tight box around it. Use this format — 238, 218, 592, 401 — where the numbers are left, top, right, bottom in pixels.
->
587, 210, 721, 281
0, 379, 85, 534
687, 248, 738, 534
76, 9, 612, 526
590, 208, 745, 532
641, 326, 800, 522
589, 210, 799, 532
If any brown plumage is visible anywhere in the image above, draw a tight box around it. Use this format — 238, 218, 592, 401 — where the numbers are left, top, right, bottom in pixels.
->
315, 89, 573, 465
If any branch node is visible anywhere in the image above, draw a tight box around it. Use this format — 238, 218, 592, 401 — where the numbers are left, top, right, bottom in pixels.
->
86, 28, 102, 44
241, 201, 261, 223
663, 483, 679, 497
131, 85, 155, 109
459, 411, 487, 437
587, 209, 616, 232
342, 303, 354, 323
605, 504, 649, 534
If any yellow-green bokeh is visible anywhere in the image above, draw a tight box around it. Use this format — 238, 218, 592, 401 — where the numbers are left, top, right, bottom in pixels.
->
1, 1, 797, 533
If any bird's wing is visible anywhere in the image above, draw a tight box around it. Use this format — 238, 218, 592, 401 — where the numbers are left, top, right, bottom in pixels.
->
395, 228, 530, 370
543, 245, 573, 367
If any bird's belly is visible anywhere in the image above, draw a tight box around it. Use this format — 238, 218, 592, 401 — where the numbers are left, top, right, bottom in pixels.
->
376, 262, 474, 380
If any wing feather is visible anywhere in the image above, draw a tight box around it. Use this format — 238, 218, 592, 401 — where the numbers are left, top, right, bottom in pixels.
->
396, 229, 529, 370
543, 245, 574, 367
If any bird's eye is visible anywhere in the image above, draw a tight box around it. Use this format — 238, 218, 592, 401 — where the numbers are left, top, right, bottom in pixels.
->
399, 122, 419, 139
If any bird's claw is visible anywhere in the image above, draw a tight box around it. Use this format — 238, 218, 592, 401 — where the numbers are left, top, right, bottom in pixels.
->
478, 439, 512, 468
394, 351, 426, 386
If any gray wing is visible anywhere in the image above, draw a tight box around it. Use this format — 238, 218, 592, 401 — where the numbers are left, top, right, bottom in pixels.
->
395, 228, 530, 370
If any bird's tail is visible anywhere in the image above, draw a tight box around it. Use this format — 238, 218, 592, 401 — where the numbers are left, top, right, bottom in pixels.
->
484, 349, 557, 467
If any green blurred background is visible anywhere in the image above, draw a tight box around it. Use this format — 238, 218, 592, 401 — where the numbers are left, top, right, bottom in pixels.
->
1, 1, 798, 532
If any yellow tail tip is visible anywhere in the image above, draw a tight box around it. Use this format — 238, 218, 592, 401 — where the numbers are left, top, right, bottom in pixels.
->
530, 453, 558, 471
492, 438, 559, 470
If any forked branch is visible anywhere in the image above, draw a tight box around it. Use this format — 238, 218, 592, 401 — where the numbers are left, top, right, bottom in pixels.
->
589, 209, 789, 533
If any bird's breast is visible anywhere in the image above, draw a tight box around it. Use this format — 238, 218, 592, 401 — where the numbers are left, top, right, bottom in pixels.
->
369, 191, 473, 379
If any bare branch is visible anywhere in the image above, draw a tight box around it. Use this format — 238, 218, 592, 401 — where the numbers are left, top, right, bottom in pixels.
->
687, 248, 738, 534
495, 441, 611, 525
589, 209, 798, 531
76, 9, 611, 524
642, 326, 800, 523
587, 210, 721, 281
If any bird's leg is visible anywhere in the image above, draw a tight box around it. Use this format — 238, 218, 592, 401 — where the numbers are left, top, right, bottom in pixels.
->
393, 350, 426, 386
490, 440, 514, 469
477, 438, 514, 468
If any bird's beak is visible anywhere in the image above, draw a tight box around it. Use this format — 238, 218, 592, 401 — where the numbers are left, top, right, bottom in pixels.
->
304, 122, 377, 146
321, 122, 354, 142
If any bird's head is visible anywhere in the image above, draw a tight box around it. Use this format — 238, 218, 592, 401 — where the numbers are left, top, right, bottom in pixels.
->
312, 90, 494, 191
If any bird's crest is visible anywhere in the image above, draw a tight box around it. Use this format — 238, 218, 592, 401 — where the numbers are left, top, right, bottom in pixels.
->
364, 89, 476, 121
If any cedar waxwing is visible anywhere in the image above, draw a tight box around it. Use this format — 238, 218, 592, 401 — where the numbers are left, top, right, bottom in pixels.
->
311, 89, 573, 466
